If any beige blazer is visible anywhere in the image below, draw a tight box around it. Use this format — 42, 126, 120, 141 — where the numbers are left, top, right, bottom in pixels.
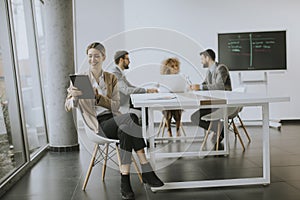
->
65, 71, 121, 133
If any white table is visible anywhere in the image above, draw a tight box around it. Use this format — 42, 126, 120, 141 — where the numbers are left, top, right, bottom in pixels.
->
131, 91, 290, 191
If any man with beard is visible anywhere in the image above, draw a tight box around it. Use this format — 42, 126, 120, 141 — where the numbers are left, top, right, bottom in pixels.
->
190, 49, 232, 144
109, 50, 157, 115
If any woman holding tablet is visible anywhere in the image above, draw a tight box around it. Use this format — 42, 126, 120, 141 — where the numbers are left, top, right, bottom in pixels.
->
65, 42, 163, 200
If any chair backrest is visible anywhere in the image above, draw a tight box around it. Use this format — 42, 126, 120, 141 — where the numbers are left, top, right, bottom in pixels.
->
201, 106, 241, 121
227, 107, 241, 119
84, 123, 118, 145
77, 108, 119, 145
201, 88, 247, 121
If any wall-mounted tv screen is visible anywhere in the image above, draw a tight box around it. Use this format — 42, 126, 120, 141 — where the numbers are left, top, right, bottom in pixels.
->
218, 30, 286, 71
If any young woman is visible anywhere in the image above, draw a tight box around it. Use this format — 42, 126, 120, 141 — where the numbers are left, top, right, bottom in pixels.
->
160, 57, 183, 137
65, 42, 163, 200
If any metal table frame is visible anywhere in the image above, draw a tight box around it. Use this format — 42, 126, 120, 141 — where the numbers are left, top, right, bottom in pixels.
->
131, 91, 289, 191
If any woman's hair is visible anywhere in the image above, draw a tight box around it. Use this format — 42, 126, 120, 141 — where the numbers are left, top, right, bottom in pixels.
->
86, 42, 106, 56
161, 57, 180, 75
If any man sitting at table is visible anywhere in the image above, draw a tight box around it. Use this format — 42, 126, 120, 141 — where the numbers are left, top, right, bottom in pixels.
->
190, 49, 232, 144
109, 50, 158, 121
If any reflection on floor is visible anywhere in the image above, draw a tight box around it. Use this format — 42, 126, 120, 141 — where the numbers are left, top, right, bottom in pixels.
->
2, 122, 300, 200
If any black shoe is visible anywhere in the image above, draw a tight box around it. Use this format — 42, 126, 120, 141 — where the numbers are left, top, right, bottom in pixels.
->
141, 163, 164, 187
121, 191, 135, 200
142, 171, 164, 187
121, 174, 135, 200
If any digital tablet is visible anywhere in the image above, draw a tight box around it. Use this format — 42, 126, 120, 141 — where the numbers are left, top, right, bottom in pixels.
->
69, 74, 95, 99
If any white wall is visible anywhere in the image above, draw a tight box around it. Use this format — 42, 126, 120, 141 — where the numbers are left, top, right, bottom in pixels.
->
74, 0, 125, 70
123, 0, 300, 120
75, 0, 300, 120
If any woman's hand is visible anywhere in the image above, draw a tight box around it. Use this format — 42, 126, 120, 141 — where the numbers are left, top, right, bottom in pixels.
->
94, 88, 103, 99
69, 86, 82, 99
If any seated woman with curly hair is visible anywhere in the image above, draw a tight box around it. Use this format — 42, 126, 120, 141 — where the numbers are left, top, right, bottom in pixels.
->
160, 57, 183, 137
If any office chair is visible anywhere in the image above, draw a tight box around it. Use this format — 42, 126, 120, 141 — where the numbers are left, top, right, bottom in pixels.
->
79, 110, 143, 191
230, 87, 251, 144
229, 107, 251, 144
200, 106, 251, 151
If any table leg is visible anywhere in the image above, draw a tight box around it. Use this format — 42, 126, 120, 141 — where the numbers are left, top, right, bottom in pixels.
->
148, 108, 156, 167
223, 107, 230, 154
262, 103, 271, 184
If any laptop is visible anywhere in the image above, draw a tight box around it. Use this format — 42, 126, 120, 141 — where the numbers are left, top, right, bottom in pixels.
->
157, 74, 187, 93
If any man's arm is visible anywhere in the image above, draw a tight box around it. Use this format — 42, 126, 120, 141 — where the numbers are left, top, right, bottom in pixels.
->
118, 76, 146, 95
202, 65, 230, 90
201, 70, 209, 89
111, 68, 146, 95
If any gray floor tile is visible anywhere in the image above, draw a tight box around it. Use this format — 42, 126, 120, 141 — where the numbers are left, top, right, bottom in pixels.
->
2, 123, 300, 200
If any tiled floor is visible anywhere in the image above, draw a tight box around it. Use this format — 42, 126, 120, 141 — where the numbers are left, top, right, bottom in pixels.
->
2, 122, 300, 200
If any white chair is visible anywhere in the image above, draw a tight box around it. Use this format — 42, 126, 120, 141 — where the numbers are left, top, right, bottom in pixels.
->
231, 87, 251, 144
79, 111, 143, 191
200, 106, 250, 151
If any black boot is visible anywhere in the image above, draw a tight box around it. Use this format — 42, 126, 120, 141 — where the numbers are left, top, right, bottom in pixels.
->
141, 163, 164, 187
121, 174, 135, 200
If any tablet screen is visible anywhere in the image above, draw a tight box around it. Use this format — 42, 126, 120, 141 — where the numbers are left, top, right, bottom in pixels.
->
69, 74, 95, 99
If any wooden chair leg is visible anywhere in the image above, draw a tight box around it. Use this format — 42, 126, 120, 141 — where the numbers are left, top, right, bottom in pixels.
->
101, 143, 109, 181
82, 144, 99, 191
84, 143, 143, 190
161, 118, 167, 137
166, 117, 173, 137
232, 121, 245, 151
237, 115, 251, 142
200, 121, 213, 151
131, 156, 143, 183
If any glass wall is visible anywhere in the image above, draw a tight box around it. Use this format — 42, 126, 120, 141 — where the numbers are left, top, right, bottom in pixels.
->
10, 0, 47, 157
0, 42, 25, 184
34, 0, 47, 95
0, 0, 48, 186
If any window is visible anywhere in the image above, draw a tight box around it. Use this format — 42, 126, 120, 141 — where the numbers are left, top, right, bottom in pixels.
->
10, 0, 47, 157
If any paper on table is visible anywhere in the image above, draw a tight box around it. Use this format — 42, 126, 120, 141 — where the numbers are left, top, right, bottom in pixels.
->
147, 96, 177, 100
